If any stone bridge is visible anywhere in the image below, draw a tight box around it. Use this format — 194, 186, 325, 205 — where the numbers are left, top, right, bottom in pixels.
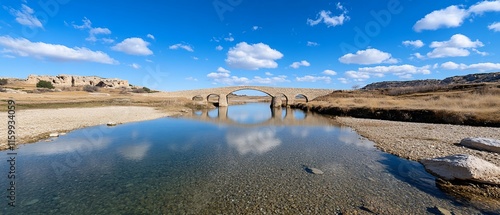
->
166, 86, 332, 107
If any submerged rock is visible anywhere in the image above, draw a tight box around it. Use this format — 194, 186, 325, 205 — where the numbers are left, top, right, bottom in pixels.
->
460, 137, 500, 153
420, 154, 500, 185
303, 165, 324, 175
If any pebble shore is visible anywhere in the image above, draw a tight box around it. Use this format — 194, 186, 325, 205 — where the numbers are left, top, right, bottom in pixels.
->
335, 117, 500, 166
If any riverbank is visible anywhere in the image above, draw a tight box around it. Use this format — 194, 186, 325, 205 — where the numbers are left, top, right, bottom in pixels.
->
0, 106, 182, 150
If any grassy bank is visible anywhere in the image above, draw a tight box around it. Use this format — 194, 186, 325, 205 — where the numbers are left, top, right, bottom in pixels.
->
295, 83, 500, 127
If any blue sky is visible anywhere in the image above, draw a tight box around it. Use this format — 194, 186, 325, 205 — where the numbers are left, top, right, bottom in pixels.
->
1, 0, 500, 91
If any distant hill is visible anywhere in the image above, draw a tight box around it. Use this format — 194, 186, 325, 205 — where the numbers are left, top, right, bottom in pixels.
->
362, 72, 500, 90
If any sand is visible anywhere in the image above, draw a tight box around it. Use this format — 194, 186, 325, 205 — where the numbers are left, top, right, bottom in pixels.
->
0, 106, 177, 149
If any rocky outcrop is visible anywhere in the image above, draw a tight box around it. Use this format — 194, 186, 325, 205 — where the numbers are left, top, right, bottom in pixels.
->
460, 137, 500, 153
420, 154, 500, 185
363, 72, 499, 90
25, 74, 129, 88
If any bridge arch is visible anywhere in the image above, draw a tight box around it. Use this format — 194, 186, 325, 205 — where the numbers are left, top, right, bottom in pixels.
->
294, 94, 309, 102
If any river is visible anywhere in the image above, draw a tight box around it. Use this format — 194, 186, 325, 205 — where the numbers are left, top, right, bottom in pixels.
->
0, 103, 488, 214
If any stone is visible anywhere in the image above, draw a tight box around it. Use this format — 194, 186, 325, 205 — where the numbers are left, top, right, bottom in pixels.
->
460, 137, 500, 153
420, 154, 500, 185
49, 133, 59, 137
107, 122, 117, 126
434, 206, 452, 215
304, 166, 324, 175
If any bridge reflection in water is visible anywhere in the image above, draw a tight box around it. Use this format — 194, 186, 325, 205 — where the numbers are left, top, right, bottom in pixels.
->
189, 105, 336, 127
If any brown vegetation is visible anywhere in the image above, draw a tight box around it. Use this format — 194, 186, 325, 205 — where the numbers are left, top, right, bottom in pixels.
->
299, 83, 500, 126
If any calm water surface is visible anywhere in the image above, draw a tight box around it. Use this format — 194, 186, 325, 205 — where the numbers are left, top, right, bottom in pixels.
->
1, 103, 494, 214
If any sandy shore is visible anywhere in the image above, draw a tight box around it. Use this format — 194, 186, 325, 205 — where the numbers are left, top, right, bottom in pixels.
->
0, 106, 178, 149
336, 117, 500, 166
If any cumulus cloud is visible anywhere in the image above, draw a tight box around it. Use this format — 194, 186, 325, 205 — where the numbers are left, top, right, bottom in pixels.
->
225, 42, 284, 70
207, 67, 289, 85
307, 3, 349, 27
339, 48, 397, 65
226, 129, 281, 155
402, 40, 424, 48
440, 61, 500, 72
0, 36, 118, 64
296, 75, 331, 83
488, 22, 500, 32
307, 41, 319, 47
112, 37, 153, 55
9, 4, 43, 29
426, 34, 484, 58
216, 45, 223, 51
169, 43, 194, 52
252, 26, 261, 31
323, 69, 337, 76
290, 60, 310, 69
147, 34, 155, 40
414, 1, 500, 31
342, 64, 431, 81
73, 17, 112, 43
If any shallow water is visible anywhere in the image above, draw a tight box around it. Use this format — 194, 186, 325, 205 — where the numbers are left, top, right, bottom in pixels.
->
0, 103, 494, 214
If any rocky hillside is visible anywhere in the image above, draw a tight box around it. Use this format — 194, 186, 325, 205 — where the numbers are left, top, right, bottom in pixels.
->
23, 74, 129, 88
363, 72, 500, 90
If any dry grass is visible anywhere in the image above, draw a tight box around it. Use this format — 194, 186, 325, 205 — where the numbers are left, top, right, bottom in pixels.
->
311, 83, 500, 123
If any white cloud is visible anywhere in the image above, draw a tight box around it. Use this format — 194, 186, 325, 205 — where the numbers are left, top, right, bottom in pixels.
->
290, 60, 310, 69
112, 38, 153, 55
130, 63, 140, 69
468, 0, 500, 14
224, 33, 234, 42
265, 72, 273, 76
101, 38, 114, 44
9, 4, 43, 29
217, 67, 230, 73
252, 26, 261, 31
0, 36, 118, 64
169, 43, 194, 52
337, 78, 349, 84
225, 42, 284, 70
414, 1, 500, 32
413, 6, 468, 32
345, 71, 370, 80
402, 40, 424, 48
73, 17, 112, 43
440, 61, 500, 72
412, 52, 425, 59
192, 56, 199, 60
307, 41, 319, 47
339, 48, 397, 65
296, 75, 331, 83
308, 4, 349, 27
488, 22, 500, 32
426, 34, 484, 58
216, 45, 223, 51
147, 34, 155, 40
185, 77, 198, 81
323, 69, 337, 76
357, 64, 431, 79
207, 67, 289, 85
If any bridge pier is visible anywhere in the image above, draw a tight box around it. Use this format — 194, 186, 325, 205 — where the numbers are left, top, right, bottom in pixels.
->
285, 107, 294, 120
218, 94, 228, 107
271, 96, 282, 107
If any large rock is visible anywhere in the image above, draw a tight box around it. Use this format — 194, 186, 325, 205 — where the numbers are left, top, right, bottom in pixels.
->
420, 154, 500, 185
460, 137, 500, 153
25, 74, 129, 88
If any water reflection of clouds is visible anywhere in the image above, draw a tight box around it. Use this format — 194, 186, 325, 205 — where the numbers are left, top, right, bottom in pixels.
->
337, 127, 374, 149
20, 137, 112, 156
228, 112, 271, 124
226, 128, 281, 155
117, 142, 151, 161
290, 127, 310, 138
